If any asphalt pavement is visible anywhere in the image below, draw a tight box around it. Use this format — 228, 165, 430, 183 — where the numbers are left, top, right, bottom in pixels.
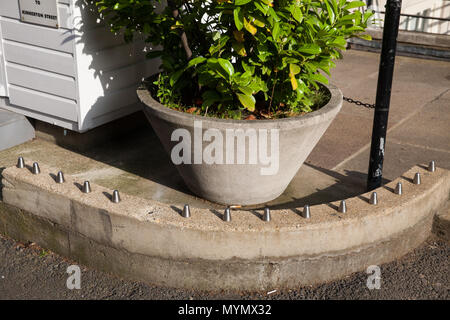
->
0, 233, 448, 299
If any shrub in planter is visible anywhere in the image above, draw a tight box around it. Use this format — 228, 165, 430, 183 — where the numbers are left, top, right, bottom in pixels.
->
94, 0, 373, 205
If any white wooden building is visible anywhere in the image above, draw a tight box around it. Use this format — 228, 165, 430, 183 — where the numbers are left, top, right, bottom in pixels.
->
369, 0, 450, 34
0, 0, 158, 132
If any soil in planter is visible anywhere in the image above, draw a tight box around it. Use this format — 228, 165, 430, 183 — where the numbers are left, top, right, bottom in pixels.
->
143, 74, 331, 121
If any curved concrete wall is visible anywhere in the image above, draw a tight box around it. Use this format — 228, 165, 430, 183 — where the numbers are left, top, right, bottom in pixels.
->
1, 162, 449, 290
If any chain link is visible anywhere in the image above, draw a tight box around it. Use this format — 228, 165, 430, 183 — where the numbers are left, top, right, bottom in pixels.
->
343, 96, 376, 109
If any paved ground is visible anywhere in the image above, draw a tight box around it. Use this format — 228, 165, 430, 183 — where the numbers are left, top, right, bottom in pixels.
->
0, 49, 449, 299
310, 50, 450, 188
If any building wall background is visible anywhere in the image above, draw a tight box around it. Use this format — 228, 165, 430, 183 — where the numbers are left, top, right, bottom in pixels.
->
368, 0, 450, 34
0, 0, 159, 132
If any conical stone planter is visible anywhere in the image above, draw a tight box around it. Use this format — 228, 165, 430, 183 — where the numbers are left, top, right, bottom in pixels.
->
138, 84, 342, 205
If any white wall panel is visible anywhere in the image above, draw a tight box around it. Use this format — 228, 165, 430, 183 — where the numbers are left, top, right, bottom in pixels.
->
0, 0, 160, 132
0, 18, 74, 53
8, 84, 78, 121
6, 62, 76, 99
3, 40, 75, 76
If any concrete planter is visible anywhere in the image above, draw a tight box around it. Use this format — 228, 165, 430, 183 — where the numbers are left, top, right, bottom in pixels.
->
137, 85, 343, 205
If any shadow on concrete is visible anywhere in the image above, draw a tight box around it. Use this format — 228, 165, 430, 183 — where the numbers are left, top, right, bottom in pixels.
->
357, 194, 371, 204
170, 205, 183, 217
46, 124, 395, 210
401, 175, 414, 184
73, 182, 84, 192
103, 191, 113, 202
383, 185, 396, 194
49, 173, 58, 183
266, 163, 392, 210
209, 209, 223, 221
82, 125, 193, 195
41, 111, 196, 199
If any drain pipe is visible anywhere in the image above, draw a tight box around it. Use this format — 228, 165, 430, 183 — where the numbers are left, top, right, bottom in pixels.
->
367, 0, 402, 191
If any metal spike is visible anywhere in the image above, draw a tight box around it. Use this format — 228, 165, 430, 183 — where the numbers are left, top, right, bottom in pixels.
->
223, 207, 231, 222
302, 205, 311, 219
56, 171, 65, 184
263, 207, 271, 222
395, 182, 402, 195
82, 181, 91, 194
413, 172, 421, 185
17, 157, 25, 169
182, 204, 190, 218
428, 161, 436, 173
369, 192, 378, 205
112, 190, 121, 203
338, 200, 347, 213
32, 162, 40, 175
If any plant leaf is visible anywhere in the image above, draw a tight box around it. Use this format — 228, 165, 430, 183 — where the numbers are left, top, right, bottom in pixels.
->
218, 58, 235, 77
236, 93, 256, 111
234, 7, 244, 30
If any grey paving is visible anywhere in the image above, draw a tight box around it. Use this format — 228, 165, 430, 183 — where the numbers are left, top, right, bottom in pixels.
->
307, 50, 450, 169
0, 233, 447, 299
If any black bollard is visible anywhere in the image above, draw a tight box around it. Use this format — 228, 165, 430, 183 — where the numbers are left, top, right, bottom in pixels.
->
367, 0, 402, 191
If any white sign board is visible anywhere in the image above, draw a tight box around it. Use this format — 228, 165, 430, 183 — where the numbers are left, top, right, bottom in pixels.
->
19, 0, 59, 28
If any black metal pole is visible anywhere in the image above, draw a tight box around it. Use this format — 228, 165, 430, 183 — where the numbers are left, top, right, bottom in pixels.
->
367, 0, 402, 191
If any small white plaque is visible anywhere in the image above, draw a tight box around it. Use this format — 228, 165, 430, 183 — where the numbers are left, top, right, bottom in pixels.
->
19, 0, 59, 28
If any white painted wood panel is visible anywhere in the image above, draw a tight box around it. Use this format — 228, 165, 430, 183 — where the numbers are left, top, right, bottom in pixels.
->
0, 100, 77, 130
0, 1, 74, 29
0, 18, 74, 53
86, 41, 148, 73
85, 85, 139, 119
80, 26, 126, 53
3, 40, 75, 76
0, 1, 160, 132
0, 18, 9, 97
8, 84, 77, 121
101, 60, 154, 93
0, 58, 6, 96
6, 62, 76, 99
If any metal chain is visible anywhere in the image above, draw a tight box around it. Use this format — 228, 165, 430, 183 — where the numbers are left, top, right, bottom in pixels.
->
343, 96, 376, 109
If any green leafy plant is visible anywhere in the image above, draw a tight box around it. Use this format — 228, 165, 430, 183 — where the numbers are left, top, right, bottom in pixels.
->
94, 0, 373, 119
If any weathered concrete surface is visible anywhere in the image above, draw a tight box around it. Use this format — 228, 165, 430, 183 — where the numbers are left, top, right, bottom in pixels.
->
1, 162, 449, 290
433, 202, 450, 243
0, 202, 435, 291
138, 85, 342, 205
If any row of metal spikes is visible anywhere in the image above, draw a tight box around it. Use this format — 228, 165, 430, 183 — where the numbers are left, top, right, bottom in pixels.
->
16, 157, 120, 203
182, 161, 436, 222
15, 157, 436, 223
